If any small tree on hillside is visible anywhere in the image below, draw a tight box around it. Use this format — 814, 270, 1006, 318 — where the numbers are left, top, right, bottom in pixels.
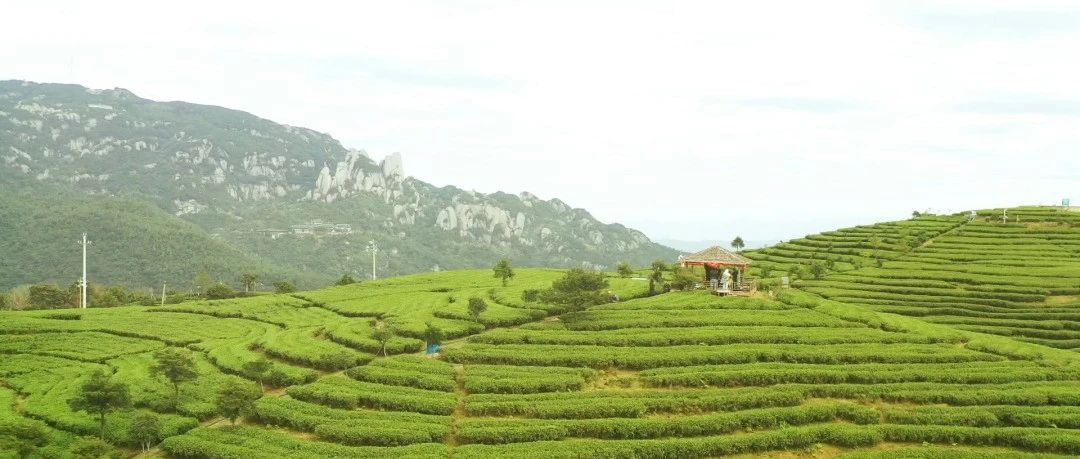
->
68, 370, 131, 438
540, 269, 611, 308
28, 284, 68, 309
129, 412, 161, 452
335, 274, 358, 286
239, 273, 259, 293
810, 262, 827, 279
215, 379, 260, 425
648, 261, 668, 296
205, 283, 235, 300
272, 281, 296, 294
149, 348, 198, 411
492, 258, 515, 287
468, 297, 488, 321
912, 210, 921, 219
372, 328, 392, 357
616, 262, 634, 278
731, 236, 746, 251
242, 359, 272, 391
669, 266, 697, 290
789, 265, 806, 280
423, 322, 444, 347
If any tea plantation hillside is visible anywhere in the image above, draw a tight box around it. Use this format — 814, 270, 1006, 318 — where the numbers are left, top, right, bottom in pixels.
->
2, 208, 1080, 458
744, 207, 1080, 351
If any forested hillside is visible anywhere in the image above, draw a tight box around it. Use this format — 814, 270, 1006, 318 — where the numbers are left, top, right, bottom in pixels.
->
0, 80, 677, 291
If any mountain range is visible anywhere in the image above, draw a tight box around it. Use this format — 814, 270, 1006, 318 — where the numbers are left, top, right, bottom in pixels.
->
0, 80, 678, 290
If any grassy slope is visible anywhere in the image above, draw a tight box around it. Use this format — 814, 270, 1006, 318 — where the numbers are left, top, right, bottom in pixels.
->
1, 209, 1079, 457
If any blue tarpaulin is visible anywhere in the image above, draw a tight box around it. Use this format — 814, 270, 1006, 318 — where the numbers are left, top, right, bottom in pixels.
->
426, 343, 441, 354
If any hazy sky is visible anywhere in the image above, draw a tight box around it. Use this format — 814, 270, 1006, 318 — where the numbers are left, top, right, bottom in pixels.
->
2, 1, 1078, 241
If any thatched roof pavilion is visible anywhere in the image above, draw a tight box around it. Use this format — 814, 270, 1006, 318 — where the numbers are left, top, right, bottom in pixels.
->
679, 246, 752, 270
679, 246, 755, 292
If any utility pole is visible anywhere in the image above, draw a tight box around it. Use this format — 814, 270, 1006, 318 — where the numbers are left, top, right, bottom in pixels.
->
366, 240, 379, 280
78, 233, 92, 309
1002, 209, 1007, 224
161, 282, 167, 306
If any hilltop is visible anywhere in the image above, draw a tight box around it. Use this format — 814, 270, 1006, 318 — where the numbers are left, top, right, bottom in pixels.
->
0, 206, 1078, 457
0, 80, 677, 290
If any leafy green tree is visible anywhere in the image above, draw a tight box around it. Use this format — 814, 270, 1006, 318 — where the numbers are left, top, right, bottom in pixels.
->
239, 273, 259, 292
810, 262, 828, 279
731, 236, 746, 250
205, 283, 235, 299
28, 284, 69, 309
69, 437, 118, 459
0, 292, 9, 310
669, 266, 698, 290
242, 359, 272, 391
789, 265, 806, 280
492, 258, 515, 287
520, 289, 541, 303
423, 322, 444, 346
67, 369, 131, 438
372, 328, 392, 357
272, 281, 296, 294
468, 296, 488, 321
0, 420, 48, 458
912, 210, 921, 218
215, 379, 260, 425
760, 265, 773, 278
616, 262, 634, 278
128, 412, 161, 452
149, 348, 198, 411
335, 274, 358, 286
541, 269, 610, 308
648, 261, 668, 296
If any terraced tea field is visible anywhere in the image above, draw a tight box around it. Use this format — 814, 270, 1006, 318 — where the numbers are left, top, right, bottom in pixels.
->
2, 207, 1080, 458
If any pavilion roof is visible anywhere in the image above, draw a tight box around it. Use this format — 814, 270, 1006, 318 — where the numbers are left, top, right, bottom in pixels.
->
681, 246, 752, 265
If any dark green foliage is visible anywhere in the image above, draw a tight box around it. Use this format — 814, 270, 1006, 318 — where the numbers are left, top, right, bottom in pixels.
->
541, 269, 611, 307
242, 359, 272, 390
617, 262, 634, 278
216, 380, 261, 425
43, 311, 81, 320
149, 348, 199, 411
521, 289, 542, 303
468, 296, 488, 320
204, 283, 236, 300
239, 273, 259, 292
129, 412, 161, 452
67, 369, 132, 438
423, 322, 444, 346
335, 274, 358, 286
731, 236, 745, 250
28, 284, 70, 309
371, 328, 393, 357
0, 419, 49, 458
669, 266, 698, 290
272, 281, 296, 293
493, 258, 515, 286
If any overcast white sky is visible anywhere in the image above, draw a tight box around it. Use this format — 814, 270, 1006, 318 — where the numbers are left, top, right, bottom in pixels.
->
2, 1, 1078, 241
